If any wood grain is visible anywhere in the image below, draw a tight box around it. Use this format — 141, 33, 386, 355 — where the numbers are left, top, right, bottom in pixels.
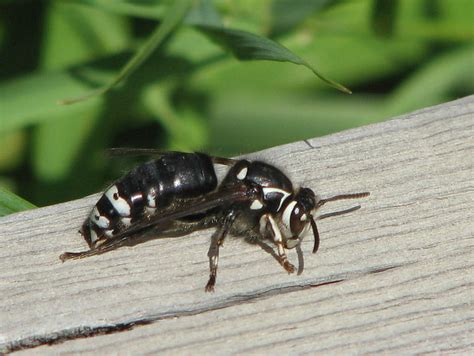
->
1, 96, 473, 354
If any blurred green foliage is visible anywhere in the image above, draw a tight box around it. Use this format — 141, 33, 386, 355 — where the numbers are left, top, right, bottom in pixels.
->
0, 0, 473, 214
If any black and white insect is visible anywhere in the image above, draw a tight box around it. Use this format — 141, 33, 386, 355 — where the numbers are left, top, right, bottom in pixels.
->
60, 149, 369, 292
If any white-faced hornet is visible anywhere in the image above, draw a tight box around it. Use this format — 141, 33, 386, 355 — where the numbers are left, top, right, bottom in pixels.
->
60, 149, 369, 292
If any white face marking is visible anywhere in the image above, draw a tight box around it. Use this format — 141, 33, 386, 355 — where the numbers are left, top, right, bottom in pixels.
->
262, 187, 291, 211
91, 207, 110, 228
147, 187, 157, 208
281, 201, 297, 236
268, 214, 285, 256
267, 214, 282, 242
105, 185, 131, 216
236, 167, 248, 180
300, 213, 307, 222
250, 199, 263, 210
121, 217, 132, 227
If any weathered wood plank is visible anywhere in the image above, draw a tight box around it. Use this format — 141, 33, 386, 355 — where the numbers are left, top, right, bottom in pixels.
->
1, 96, 473, 354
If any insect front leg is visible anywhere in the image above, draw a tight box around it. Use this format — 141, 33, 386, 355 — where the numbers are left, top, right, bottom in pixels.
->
246, 232, 304, 275
260, 213, 295, 274
205, 210, 238, 292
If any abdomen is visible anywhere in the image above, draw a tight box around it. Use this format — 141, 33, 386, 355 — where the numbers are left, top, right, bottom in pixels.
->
81, 152, 218, 247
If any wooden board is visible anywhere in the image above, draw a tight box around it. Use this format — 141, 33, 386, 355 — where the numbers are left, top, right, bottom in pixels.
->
1, 96, 473, 354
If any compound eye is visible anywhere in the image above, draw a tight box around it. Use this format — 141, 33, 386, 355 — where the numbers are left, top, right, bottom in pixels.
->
290, 204, 308, 237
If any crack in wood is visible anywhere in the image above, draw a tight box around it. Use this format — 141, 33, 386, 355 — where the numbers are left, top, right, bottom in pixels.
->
2, 264, 401, 353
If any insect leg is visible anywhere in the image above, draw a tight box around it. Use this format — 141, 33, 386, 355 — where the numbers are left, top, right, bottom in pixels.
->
205, 210, 238, 292
59, 238, 129, 261
246, 232, 304, 275
263, 213, 295, 274
60, 216, 219, 262
61, 185, 259, 262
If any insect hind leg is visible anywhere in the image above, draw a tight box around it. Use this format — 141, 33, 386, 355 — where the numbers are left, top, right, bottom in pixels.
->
59, 235, 131, 262
60, 250, 98, 261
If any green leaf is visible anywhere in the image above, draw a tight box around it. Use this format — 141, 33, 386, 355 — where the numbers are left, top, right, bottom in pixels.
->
196, 25, 351, 94
30, 2, 126, 181
33, 107, 100, 181
68, 0, 350, 93
0, 186, 36, 217
41, 2, 129, 70
0, 51, 197, 134
143, 85, 208, 150
0, 71, 100, 132
60, 0, 192, 104
0, 69, 105, 133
